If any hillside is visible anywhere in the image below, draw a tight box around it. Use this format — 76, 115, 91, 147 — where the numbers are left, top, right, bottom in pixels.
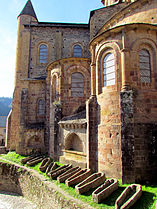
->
0, 97, 12, 116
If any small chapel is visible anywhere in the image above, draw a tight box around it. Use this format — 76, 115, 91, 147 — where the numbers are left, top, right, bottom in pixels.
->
6, 0, 157, 183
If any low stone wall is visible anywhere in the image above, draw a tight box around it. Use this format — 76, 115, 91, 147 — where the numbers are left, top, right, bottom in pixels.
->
0, 161, 93, 209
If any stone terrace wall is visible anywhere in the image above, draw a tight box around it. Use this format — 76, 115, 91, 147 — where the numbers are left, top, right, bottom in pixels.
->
0, 161, 93, 209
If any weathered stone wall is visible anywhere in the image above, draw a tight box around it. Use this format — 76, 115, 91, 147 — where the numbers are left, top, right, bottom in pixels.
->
0, 161, 93, 209
27, 80, 46, 124
89, 1, 157, 182
99, 0, 157, 33
29, 26, 90, 78
48, 58, 91, 116
120, 90, 134, 184
86, 96, 98, 173
89, 3, 127, 39
48, 58, 90, 159
97, 90, 122, 179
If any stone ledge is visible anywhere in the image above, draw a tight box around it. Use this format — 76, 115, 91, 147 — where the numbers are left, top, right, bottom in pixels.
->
0, 160, 93, 209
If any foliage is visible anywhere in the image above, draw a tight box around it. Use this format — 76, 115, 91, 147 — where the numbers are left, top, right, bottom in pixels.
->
0, 152, 157, 209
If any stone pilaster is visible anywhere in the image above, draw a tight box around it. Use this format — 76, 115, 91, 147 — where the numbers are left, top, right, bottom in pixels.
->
86, 95, 98, 172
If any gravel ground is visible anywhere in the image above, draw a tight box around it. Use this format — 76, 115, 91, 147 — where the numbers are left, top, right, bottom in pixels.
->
0, 191, 37, 209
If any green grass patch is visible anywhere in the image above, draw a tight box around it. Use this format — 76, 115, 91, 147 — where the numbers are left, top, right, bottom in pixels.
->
0, 152, 157, 209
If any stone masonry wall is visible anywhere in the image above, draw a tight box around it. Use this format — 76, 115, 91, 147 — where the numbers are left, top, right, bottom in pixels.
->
29, 26, 90, 78
0, 161, 93, 209
89, 3, 127, 39
97, 89, 122, 179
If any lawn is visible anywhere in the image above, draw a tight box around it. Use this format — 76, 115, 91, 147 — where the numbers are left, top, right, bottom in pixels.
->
0, 152, 156, 209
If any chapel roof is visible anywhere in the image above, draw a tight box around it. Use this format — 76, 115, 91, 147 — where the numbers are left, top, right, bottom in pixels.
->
18, 0, 37, 20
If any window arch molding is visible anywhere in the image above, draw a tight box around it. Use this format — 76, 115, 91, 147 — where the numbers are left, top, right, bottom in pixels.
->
71, 43, 83, 57
95, 42, 120, 94
37, 42, 49, 64
130, 38, 157, 87
66, 65, 89, 98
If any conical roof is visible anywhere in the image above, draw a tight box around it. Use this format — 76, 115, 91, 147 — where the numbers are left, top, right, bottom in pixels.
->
18, 0, 37, 20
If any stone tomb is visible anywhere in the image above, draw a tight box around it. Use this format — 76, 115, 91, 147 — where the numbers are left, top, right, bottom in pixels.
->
75, 172, 106, 194
115, 184, 142, 209
92, 178, 118, 203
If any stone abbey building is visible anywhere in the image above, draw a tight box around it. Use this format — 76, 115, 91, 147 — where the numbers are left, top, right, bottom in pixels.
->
6, 0, 157, 183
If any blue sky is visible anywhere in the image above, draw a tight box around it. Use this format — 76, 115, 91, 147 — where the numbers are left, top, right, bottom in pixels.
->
0, 0, 103, 98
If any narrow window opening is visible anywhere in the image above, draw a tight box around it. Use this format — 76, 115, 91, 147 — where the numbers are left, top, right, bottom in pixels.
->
71, 72, 84, 97
38, 99, 45, 115
139, 49, 151, 83
39, 44, 47, 63
73, 45, 82, 57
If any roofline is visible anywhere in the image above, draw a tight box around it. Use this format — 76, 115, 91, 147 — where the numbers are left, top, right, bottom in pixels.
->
25, 21, 89, 28
88, 6, 105, 23
90, 23, 157, 46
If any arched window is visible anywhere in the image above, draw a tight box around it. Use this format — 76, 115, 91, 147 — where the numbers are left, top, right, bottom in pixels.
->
103, 53, 115, 86
39, 44, 47, 63
38, 99, 45, 115
139, 49, 151, 83
71, 72, 84, 97
73, 45, 82, 57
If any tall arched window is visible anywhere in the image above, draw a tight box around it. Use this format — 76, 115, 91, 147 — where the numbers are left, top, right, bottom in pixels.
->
39, 44, 47, 63
139, 49, 151, 83
71, 72, 84, 97
38, 99, 45, 115
103, 53, 115, 86
73, 45, 82, 57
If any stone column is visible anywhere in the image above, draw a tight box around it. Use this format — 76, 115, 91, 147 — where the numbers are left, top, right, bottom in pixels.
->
90, 45, 96, 96
86, 95, 98, 172
121, 30, 130, 91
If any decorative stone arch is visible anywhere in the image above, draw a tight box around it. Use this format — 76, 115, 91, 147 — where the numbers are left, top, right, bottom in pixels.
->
95, 41, 121, 94
65, 132, 83, 153
130, 38, 157, 87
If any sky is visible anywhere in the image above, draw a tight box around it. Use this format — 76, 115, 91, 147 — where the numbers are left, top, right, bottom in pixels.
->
0, 0, 103, 98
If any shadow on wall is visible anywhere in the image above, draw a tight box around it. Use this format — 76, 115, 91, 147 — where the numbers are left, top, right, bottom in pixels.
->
65, 133, 83, 152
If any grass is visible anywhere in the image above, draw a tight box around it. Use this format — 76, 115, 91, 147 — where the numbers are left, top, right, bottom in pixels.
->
0, 152, 157, 209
